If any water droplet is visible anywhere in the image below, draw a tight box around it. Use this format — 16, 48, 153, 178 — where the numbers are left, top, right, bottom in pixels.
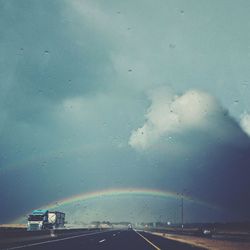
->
44, 50, 49, 54
41, 161, 47, 167
242, 81, 248, 87
180, 10, 184, 14
169, 44, 176, 49
128, 69, 132, 72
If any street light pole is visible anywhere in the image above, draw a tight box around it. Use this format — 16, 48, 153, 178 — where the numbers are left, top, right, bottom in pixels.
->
177, 191, 185, 232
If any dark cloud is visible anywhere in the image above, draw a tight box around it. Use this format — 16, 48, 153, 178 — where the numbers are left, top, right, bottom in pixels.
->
0, 0, 114, 123
129, 88, 250, 220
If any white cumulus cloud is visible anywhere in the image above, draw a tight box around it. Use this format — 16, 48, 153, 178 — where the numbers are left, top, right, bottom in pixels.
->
129, 87, 223, 150
240, 112, 250, 137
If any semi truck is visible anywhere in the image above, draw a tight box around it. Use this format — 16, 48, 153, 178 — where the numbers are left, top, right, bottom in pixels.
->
27, 209, 65, 231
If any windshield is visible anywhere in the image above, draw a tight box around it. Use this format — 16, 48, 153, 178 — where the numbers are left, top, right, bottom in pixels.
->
1, 0, 250, 249
28, 215, 44, 222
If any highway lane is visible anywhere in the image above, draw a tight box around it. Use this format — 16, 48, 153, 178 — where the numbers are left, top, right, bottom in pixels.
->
0, 229, 102, 249
1, 229, 205, 250
139, 231, 204, 250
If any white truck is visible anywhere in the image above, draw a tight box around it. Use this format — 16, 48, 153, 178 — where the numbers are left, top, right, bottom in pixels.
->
27, 209, 65, 231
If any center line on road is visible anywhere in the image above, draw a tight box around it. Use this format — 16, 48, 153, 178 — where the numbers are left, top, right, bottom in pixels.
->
98, 239, 106, 243
134, 230, 161, 250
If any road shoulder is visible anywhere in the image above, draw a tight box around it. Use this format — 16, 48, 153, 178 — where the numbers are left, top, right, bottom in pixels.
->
151, 232, 250, 250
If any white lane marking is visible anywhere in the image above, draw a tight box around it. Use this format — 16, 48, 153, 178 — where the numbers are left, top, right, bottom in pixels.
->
134, 230, 161, 250
98, 239, 106, 243
2, 231, 114, 250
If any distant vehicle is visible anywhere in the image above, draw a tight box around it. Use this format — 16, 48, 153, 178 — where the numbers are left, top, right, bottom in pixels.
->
202, 229, 212, 236
197, 227, 213, 237
27, 209, 65, 231
128, 224, 133, 230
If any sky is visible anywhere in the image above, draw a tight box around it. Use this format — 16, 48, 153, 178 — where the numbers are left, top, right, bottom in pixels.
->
1, 0, 250, 224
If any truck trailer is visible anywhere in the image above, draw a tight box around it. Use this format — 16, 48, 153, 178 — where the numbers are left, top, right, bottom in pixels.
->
27, 210, 65, 231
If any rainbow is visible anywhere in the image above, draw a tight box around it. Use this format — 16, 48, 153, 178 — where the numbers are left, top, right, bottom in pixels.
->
41, 188, 211, 209
43, 187, 192, 209
11, 187, 218, 223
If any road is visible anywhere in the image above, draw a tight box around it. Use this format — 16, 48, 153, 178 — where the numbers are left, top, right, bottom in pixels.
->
1, 229, 204, 250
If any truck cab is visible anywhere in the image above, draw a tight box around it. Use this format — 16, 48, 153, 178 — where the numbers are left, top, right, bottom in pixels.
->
27, 210, 48, 231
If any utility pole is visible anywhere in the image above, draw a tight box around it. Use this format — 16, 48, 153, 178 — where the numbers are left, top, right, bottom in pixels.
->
177, 191, 185, 232
181, 194, 184, 231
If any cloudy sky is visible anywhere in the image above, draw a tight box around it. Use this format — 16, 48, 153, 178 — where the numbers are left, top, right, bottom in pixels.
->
1, 0, 250, 224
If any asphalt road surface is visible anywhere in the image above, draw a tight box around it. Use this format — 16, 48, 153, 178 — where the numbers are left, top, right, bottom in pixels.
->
1, 229, 204, 250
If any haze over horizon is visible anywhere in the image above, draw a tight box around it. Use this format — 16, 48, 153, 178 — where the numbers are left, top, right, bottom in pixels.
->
1, 0, 250, 224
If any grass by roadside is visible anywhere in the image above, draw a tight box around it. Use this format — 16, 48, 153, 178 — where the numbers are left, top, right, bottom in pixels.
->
153, 232, 250, 250
0, 224, 26, 228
